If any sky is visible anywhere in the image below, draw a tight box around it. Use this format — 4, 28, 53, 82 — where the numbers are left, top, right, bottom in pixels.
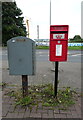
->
15, 0, 82, 39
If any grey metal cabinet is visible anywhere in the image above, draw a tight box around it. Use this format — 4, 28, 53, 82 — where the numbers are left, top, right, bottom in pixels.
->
7, 36, 35, 75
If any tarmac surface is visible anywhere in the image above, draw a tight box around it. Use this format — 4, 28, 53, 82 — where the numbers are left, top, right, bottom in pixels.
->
2, 61, 81, 92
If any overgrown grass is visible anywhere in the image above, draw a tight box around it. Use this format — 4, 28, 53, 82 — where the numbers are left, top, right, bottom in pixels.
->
36, 46, 83, 50
6, 84, 79, 110
68, 46, 83, 50
36, 46, 49, 49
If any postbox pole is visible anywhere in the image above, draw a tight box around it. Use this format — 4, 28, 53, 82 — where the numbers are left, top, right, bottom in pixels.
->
22, 75, 28, 97
54, 61, 59, 97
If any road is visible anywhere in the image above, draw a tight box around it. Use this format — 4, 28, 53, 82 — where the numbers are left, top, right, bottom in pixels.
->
36, 49, 82, 63
1, 48, 82, 63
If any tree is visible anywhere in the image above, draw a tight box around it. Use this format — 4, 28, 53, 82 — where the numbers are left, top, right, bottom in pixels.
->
2, 2, 27, 45
73, 35, 82, 40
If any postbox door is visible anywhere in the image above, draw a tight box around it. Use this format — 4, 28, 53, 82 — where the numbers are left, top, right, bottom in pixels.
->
49, 40, 68, 61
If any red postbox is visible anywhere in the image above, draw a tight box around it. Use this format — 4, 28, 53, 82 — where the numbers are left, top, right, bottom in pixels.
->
49, 25, 69, 61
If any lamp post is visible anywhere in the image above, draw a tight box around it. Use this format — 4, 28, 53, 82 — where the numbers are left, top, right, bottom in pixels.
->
37, 25, 39, 45
50, 0, 55, 71
26, 19, 30, 38
50, 0, 51, 25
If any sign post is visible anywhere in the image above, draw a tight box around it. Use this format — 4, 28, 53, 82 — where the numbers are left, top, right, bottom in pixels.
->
49, 25, 69, 97
22, 75, 28, 97
54, 61, 59, 97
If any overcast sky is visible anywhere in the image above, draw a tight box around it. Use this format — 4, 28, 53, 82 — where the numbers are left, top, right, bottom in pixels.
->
15, 0, 81, 39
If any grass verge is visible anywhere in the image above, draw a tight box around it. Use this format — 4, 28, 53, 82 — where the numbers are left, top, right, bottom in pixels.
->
36, 46, 49, 49
68, 46, 83, 50
36, 46, 83, 50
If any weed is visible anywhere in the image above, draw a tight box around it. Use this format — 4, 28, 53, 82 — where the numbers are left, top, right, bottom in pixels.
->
15, 96, 32, 106
6, 84, 78, 110
56, 87, 77, 109
42, 84, 54, 96
42, 102, 51, 107
0, 82, 7, 87
6, 90, 15, 97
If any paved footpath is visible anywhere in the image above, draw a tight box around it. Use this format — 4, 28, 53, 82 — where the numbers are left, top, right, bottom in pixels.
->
2, 87, 81, 119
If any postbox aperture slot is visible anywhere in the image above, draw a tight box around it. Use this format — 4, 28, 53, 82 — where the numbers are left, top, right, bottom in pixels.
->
50, 31, 68, 33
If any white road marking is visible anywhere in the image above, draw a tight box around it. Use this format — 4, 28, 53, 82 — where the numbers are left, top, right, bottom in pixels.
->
37, 52, 43, 54
36, 52, 49, 54
39, 55, 44, 56
72, 54, 82, 56
38, 54, 49, 56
